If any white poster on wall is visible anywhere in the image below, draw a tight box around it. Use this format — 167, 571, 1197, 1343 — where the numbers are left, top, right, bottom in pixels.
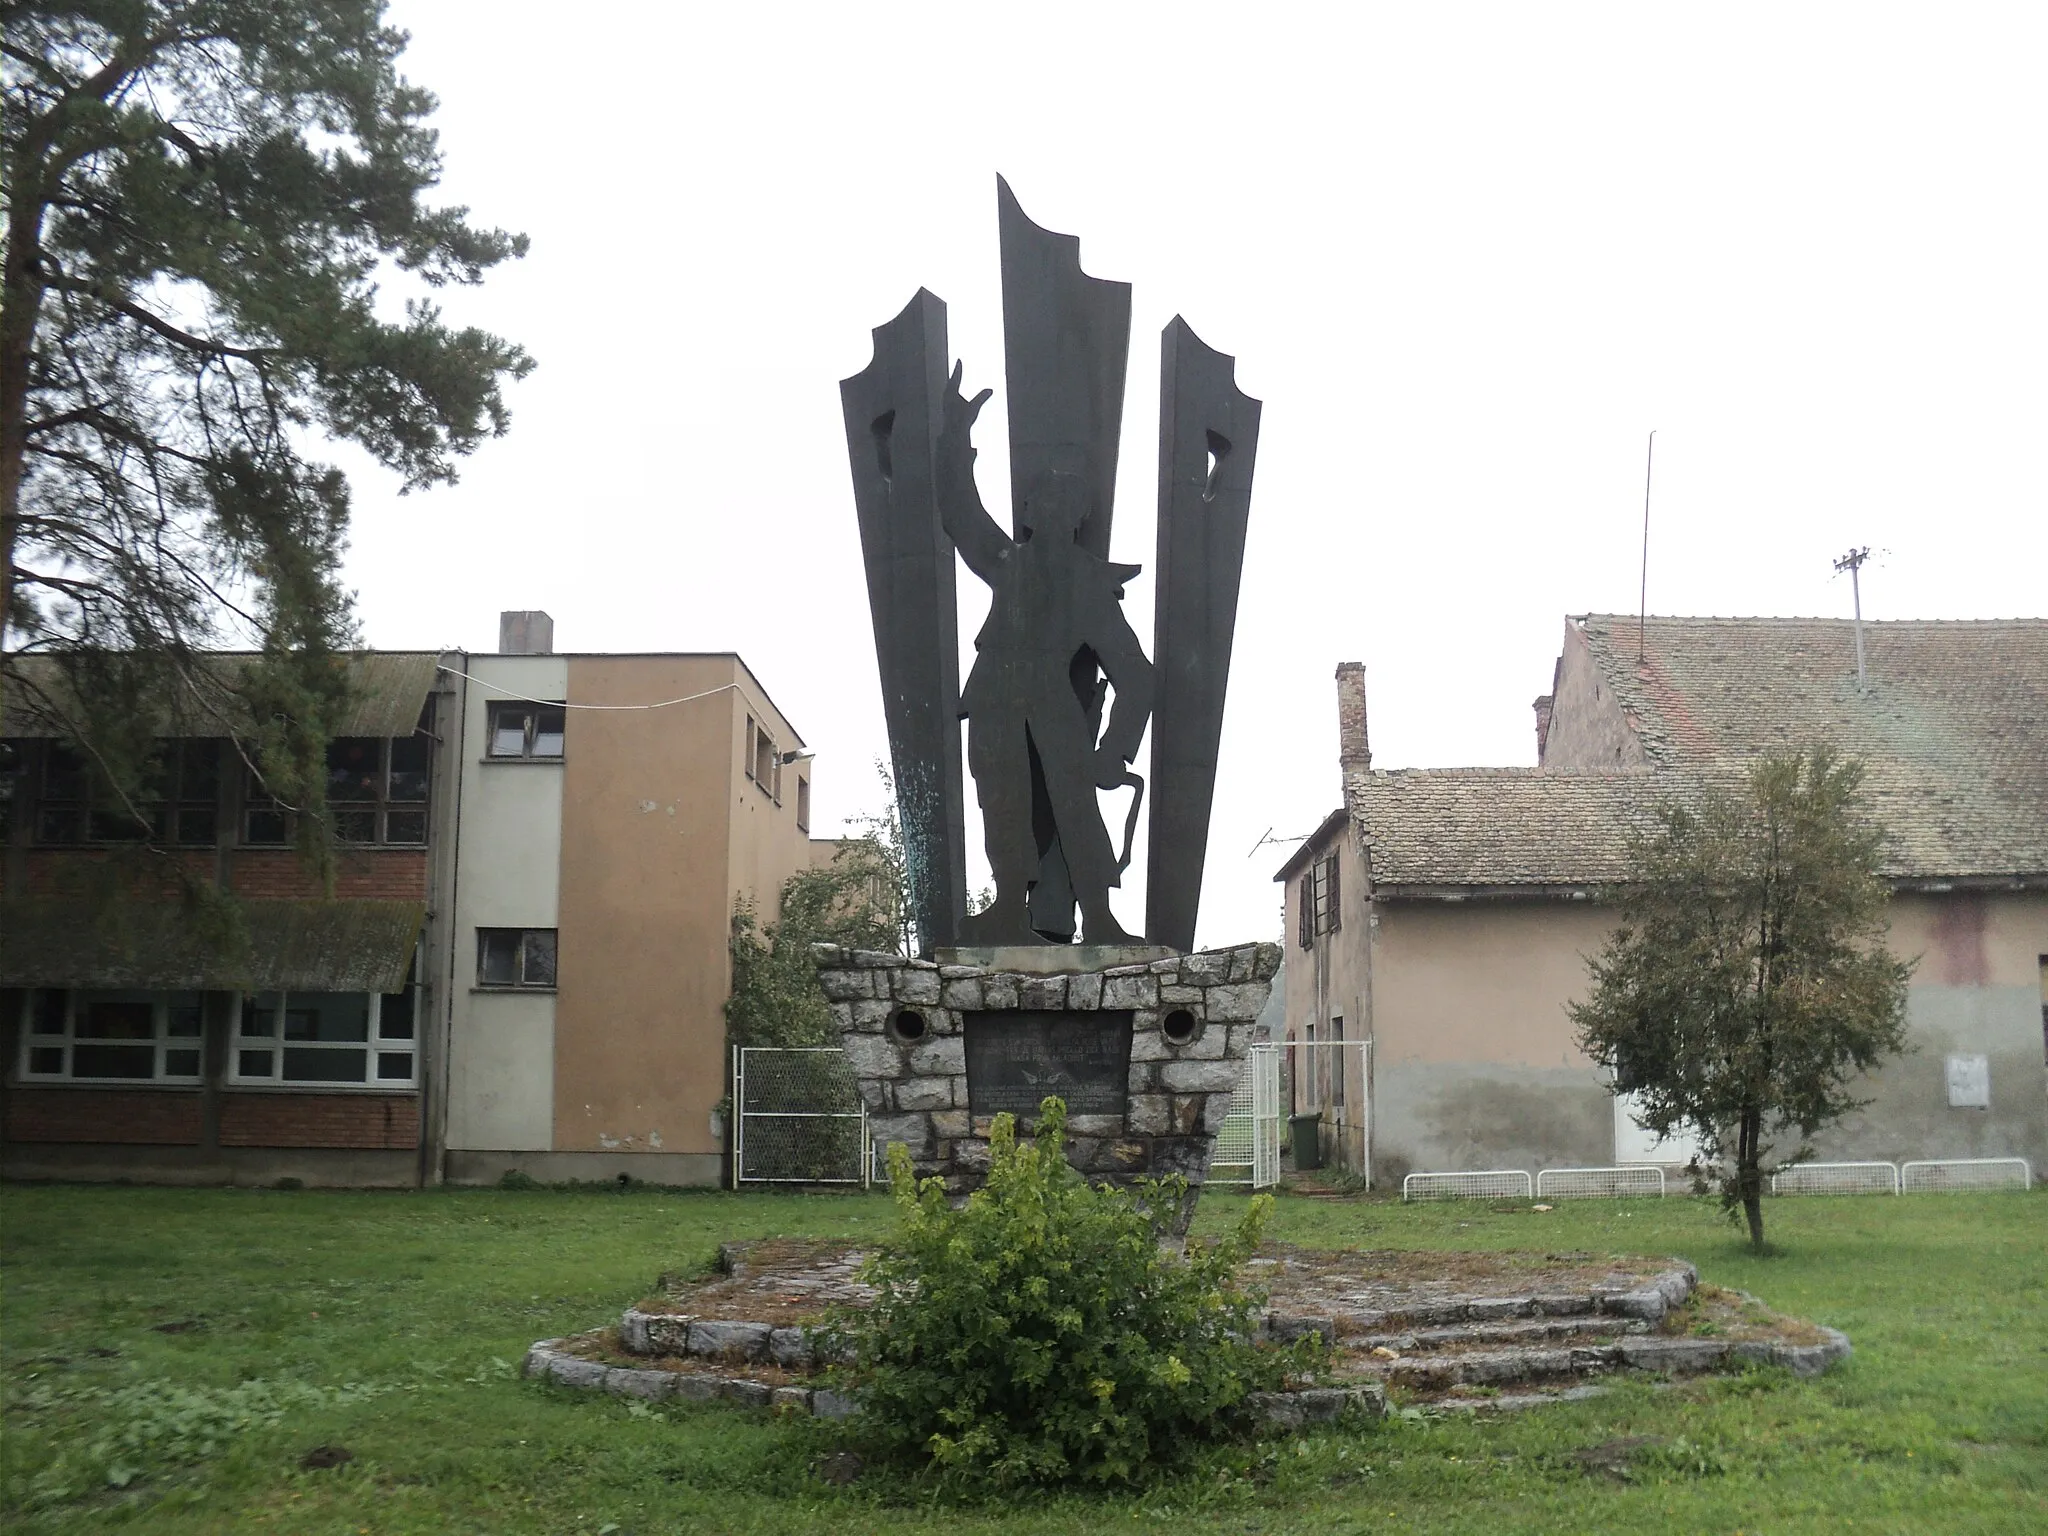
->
1945, 1054, 1991, 1109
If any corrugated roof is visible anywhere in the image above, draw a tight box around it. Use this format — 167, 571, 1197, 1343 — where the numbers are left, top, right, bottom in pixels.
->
0, 651, 440, 740
0, 899, 423, 991
1576, 616, 2048, 879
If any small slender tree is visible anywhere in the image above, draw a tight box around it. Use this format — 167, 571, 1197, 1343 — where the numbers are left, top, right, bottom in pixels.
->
1570, 748, 1912, 1250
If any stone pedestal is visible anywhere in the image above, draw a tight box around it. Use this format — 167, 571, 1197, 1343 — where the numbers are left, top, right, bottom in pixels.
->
812, 941, 1280, 1226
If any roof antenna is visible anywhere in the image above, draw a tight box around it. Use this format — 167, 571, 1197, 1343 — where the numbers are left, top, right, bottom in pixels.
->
1638, 430, 1656, 664
1833, 546, 1871, 691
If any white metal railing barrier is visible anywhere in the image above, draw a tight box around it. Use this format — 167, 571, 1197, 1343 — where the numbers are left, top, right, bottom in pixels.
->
1537, 1165, 1667, 1199
1251, 1043, 1283, 1189
1208, 1043, 1283, 1189
734, 1047, 869, 1187
1900, 1157, 2031, 1193
1402, 1169, 1534, 1202
1770, 1161, 1898, 1196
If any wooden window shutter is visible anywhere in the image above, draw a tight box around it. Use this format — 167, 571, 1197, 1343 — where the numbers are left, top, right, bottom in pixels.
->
1325, 854, 1341, 933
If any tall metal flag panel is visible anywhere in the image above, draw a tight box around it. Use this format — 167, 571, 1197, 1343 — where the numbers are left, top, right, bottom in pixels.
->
839, 289, 968, 953
996, 177, 1133, 559
1146, 316, 1262, 952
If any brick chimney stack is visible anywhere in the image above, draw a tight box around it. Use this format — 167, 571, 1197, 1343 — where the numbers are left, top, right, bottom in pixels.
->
1336, 661, 1371, 771
1533, 694, 1554, 762
499, 610, 554, 655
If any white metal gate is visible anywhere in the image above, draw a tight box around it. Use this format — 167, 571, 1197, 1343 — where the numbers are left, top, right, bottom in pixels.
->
1278, 1038, 1372, 1184
732, 1047, 870, 1187
1208, 1042, 1284, 1189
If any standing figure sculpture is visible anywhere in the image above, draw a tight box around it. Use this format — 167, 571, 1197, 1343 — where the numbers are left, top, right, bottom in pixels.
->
938, 365, 1153, 946
840, 178, 1260, 954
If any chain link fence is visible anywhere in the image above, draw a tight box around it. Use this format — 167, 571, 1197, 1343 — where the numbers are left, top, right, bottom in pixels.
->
733, 1047, 869, 1186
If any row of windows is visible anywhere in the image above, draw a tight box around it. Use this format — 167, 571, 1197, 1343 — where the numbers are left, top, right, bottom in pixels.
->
8, 735, 430, 847
16, 987, 417, 1087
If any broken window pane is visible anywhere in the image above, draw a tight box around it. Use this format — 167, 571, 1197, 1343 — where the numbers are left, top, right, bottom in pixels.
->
521, 930, 558, 987
78, 999, 154, 1040
326, 738, 382, 802
283, 994, 369, 1043
388, 735, 430, 801
240, 994, 282, 1037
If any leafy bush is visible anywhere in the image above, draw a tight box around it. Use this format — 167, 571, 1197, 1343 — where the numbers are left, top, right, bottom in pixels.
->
831, 1098, 1304, 1486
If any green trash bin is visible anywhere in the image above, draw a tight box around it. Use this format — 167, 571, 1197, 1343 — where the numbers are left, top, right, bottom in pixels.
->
1288, 1112, 1323, 1171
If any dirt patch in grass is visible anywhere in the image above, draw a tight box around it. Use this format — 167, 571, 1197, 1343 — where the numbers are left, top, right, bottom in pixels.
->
634, 1239, 869, 1324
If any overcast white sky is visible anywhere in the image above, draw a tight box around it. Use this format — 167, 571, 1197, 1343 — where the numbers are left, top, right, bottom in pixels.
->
343, 2, 2047, 949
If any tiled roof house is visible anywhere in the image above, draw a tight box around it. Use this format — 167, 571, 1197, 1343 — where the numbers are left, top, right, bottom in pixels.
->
1275, 617, 2048, 1187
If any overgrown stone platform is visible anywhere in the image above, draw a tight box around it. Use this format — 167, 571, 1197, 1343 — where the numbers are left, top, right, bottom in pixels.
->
523, 1238, 1851, 1421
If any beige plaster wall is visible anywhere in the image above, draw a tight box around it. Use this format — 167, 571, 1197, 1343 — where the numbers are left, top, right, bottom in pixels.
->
1539, 622, 1644, 769
1279, 827, 1372, 1168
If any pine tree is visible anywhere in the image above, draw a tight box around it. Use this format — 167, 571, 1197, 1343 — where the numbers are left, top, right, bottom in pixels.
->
1, 1, 531, 864
1570, 749, 1912, 1250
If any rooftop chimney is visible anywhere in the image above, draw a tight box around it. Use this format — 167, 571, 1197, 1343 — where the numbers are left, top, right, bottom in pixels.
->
1336, 661, 1371, 772
499, 610, 554, 655
1533, 694, 1554, 762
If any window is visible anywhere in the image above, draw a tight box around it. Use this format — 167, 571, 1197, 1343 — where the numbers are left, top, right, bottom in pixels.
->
487, 701, 565, 760
1295, 853, 1341, 947
17, 989, 204, 1082
796, 776, 810, 832
233, 990, 415, 1085
32, 739, 220, 846
325, 736, 429, 844
747, 718, 781, 801
476, 928, 558, 989
0, 738, 21, 843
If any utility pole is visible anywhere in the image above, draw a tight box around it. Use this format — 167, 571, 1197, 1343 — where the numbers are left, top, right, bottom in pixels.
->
1833, 546, 1870, 691
1638, 431, 1656, 663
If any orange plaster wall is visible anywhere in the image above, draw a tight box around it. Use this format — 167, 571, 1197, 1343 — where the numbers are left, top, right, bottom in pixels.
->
551, 657, 812, 1157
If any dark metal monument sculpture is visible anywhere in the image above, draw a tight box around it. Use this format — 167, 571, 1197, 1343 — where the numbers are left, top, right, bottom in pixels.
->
842, 179, 1260, 954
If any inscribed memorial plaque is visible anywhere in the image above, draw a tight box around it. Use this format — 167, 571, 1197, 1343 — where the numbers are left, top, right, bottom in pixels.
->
964, 1010, 1134, 1117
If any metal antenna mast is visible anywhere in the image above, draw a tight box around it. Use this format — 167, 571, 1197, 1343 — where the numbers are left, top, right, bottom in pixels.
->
1638, 431, 1656, 663
1833, 546, 1871, 691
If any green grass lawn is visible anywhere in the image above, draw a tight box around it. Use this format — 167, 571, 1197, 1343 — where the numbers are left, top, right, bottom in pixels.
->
2, 1181, 2043, 1534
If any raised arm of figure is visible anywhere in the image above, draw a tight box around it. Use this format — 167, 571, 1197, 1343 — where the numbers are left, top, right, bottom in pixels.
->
936, 362, 1014, 582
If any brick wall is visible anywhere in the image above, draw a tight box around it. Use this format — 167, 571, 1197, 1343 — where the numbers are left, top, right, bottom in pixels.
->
13, 849, 217, 901
229, 849, 428, 901
5, 1089, 204, 1145
218, 1093, 418, 1149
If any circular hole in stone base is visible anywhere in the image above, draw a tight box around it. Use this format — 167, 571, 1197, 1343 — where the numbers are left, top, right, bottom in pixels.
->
1162, 1009, 1199, 1045
888, 1009, 928, 1044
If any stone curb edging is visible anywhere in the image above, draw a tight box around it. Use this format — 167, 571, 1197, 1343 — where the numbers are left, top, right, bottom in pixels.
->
523, 1337, 863, 1419
524, 1335, 1388, 1429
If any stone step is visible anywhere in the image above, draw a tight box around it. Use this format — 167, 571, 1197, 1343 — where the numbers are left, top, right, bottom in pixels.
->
1351, 1314, 1652, 1353
1335, 1328, 1851, 1391
1261, 1261, 1698, 1341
